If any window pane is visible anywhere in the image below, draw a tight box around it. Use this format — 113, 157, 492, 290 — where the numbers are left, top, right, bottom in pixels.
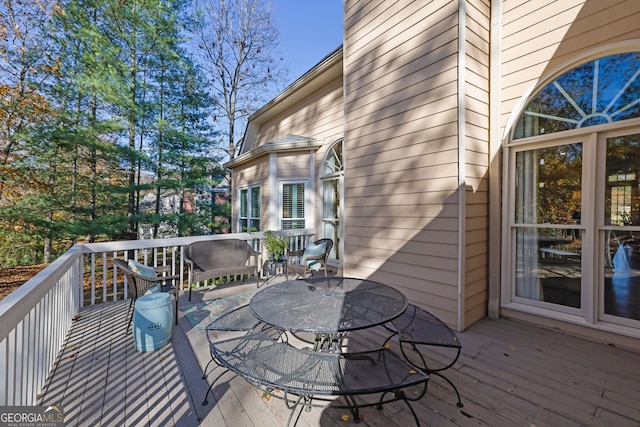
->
515, 144, 582, 224
282, 219, 305, 230
606, 134, 640, 226
515, 227, 582, 308
322, 140, 344, 175
604, 230, 640, 320
514, 53, 640, 139
240, 189, 248, 217
250, 187, 260, 218
283, 184, 304, 219
323, 179, 340, 260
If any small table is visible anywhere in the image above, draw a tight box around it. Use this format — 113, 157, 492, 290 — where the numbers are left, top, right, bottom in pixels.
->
262, 256, 287, 278
250, 276, 407, 350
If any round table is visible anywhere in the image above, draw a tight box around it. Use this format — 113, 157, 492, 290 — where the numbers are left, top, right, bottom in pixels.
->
249, 277, 407, 335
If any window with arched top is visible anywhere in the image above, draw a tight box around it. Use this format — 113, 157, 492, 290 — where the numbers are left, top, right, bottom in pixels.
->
505, 51, 640, 331
320, 139, 343, 262
514, 52, 640, 139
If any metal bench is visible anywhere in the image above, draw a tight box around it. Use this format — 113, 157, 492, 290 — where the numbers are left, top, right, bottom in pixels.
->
385, 304, 463, 408
204, 332, 430, 426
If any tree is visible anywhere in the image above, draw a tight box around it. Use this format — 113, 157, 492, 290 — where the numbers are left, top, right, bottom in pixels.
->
189, 0, 287, 159
0, 0, 58, 180
144, 51, 219, 237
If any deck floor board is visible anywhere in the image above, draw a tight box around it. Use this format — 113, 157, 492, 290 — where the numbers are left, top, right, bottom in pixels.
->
37, 279, 640, 426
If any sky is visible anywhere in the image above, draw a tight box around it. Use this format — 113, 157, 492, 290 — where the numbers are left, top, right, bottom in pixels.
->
271, 1, 344, 86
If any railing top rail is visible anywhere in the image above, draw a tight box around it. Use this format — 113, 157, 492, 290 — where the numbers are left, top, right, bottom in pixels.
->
80, 229, 315, 254
0, 245, 83, 339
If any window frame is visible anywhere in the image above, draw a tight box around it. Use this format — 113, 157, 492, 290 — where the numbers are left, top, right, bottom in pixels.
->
280, 180, 307, 230
238, 184, 261, 232
503, 111, 640, 331
319, 139, 344, 262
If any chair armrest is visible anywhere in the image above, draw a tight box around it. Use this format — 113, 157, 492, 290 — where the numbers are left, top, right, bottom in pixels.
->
135, 271, 179, 284
287, 249, 304, 257
249, 247, 260, 257
248, 250, 261, 268
153, 265, 173, 274
302, 253, 326, 262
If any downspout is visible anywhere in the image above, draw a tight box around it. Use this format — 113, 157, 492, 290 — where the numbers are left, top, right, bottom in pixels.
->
488, 0, 502, 319
457, 0, 467, 332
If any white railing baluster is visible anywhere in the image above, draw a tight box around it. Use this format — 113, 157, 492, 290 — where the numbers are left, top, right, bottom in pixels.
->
0, 230, 316, 406
102, 252, 108, 303
0, 336, 6, 404
112, 251, 118, 302
90, 253, 96, 306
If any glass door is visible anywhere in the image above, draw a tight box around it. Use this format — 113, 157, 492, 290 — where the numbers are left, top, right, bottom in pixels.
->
512, 142, 583, 310
602, 132, 640, 323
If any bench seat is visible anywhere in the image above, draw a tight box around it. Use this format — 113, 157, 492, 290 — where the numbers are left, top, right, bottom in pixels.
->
208, 332, 429, 425
185, 239, 261, 300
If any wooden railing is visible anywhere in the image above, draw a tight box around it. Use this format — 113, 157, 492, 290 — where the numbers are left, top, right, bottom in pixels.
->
0, 229, 314, 405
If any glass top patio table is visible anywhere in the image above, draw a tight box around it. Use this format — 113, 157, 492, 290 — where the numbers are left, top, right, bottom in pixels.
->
249, 276, 408, 334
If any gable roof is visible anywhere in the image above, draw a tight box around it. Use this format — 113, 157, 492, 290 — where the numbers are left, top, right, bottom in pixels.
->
235, 46, 343, 157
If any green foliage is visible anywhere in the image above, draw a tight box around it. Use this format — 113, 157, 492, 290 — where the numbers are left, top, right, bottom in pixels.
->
263, 230, 288, 261
0, 0, 235, 264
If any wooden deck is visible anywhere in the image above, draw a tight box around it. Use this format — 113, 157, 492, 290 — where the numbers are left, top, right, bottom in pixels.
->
38, 278, 640, 426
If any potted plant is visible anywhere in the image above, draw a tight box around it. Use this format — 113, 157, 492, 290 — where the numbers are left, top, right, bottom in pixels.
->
263, 230, 288, 261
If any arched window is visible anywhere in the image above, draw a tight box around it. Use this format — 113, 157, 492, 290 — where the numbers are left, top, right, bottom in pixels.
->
505, 52, 640, 330
514, 52, 640, 139
320, 139, 343, 262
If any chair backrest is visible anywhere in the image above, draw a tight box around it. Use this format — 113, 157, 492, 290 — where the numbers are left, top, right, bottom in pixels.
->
114, 258, 166, 298
114, 258, 142, 299
315, 238, 333, 259
304, 238, 333, 260
186, 239, 253, 269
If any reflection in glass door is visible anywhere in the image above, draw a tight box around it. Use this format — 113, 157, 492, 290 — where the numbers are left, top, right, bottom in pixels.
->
513, 143, 583, 309
603, 133, 640, 321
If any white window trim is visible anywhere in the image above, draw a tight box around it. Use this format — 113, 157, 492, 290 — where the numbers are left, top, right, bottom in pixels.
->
237, 183, 261, 232
319, 138, 345, 266
279, 179, 311, 230
501, 119, 640, 339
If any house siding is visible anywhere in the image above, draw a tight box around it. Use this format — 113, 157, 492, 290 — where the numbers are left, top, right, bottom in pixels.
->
344, 0, 465, 327
253, 76, 344, 150
227, 0, 640, 340
499, 0, 640, 136
229, 64, 344, 234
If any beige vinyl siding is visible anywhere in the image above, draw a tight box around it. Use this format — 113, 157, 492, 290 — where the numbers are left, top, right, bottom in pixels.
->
253, 76, 343, 149
344, 0, 462, 327
464, 0, 490, 327
276, 152, 311, 180
499, 0, 640, 135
